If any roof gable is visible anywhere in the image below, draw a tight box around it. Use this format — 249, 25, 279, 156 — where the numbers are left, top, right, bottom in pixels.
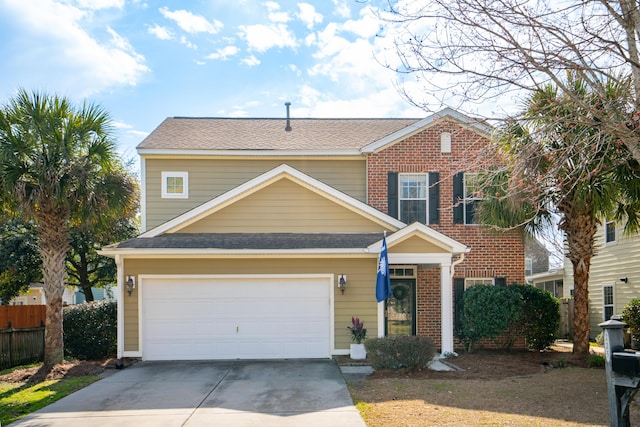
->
141, 164, 405, 238
368, 222, 469, 255
360, 108, 493, 154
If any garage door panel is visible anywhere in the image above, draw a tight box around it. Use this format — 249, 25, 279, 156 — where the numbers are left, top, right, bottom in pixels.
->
142, 277, 331, 360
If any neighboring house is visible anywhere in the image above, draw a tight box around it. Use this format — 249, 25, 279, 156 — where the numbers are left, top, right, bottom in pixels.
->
577, 222, 640, 339
100, 108, 525, 361
7, 284, 116, 306
7, 285, 45, 305
524, 236, 565, 299
525, 236, 549, 277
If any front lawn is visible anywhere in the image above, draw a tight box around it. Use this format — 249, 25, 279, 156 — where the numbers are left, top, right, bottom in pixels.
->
0, 376, 99, 425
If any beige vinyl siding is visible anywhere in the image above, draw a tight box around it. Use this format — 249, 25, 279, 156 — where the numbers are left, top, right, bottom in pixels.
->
177, 178, 384, 233
122, 257, 378, 352
392, 235, 449, 254
588, 226, 640, 338
145, 158, 366, 230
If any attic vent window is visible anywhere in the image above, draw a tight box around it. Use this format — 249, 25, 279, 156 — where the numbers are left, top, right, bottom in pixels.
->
440, 132, 452, 153
161, 171, 189, 199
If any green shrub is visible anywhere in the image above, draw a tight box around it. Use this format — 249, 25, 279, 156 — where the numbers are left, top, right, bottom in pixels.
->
63, 300, 117, 360
365, 336, 435, 371
622, 298, 640, 342
459, 285, 523, 352
512, 285, 560, 351
587, 354, 605, 368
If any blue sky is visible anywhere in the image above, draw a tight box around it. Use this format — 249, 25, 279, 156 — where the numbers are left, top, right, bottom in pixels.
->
0, 0, 435, 162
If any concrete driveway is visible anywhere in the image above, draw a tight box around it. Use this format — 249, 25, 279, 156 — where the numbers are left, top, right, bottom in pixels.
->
11, 359, 366, 427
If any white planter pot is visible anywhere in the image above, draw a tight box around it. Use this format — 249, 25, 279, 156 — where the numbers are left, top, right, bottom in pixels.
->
350, 343, 367, 360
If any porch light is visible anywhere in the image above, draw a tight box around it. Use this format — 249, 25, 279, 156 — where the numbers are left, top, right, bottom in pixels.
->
125, 276, 136, 296
338, 275, 347, 294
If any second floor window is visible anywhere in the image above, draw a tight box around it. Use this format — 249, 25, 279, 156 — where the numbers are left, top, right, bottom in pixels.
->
605, 221, 616, 244
387, 172, 439, 225
453, 171, 482, 225
161, 171, 189, 199
399, 174, 427, 224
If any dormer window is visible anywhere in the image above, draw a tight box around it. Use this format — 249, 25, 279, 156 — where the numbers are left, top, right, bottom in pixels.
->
161, 171, 189, 199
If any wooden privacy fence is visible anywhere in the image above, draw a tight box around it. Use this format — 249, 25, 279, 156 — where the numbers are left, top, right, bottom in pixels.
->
559, 298, 574, 340
0, 305, 46, 328
0, 326, 45, 370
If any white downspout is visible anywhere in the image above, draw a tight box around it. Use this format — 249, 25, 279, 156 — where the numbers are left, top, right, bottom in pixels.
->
441, 253, 466, 355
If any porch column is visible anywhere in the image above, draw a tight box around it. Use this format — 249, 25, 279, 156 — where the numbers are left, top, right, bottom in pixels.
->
440, 262, 453, 354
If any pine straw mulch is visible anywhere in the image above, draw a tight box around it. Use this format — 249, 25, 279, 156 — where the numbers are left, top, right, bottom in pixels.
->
347, 345, 635, 427
0, 358, 137, 384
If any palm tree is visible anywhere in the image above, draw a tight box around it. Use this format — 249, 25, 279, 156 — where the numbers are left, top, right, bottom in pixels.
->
478, 75, 640, 357
0, 89, 121, 366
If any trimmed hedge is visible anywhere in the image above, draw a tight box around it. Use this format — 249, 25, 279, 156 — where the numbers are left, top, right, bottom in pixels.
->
458, 284, 560, 352
63, 300, 117, 360
365, 335, 435, 371
513, 285, 560, 350
460, 285, 523, 352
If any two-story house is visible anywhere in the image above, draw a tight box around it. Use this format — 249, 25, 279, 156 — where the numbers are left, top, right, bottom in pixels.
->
101, 107, 525, 361
565, 222, 640, 339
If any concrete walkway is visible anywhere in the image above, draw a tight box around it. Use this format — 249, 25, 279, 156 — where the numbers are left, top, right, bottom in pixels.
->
11, 360, 366, 427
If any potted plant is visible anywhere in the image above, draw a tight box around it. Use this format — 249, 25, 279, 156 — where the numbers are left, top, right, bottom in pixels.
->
348, 316, 367, 360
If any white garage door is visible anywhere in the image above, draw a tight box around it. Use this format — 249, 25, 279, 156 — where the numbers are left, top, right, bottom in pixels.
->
141, 276, 331, 360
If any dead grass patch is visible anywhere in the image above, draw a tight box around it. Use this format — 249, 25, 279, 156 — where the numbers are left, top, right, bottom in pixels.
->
348, 346, 639, 426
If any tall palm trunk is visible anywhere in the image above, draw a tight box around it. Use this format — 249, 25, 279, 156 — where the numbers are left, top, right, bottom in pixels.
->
560, 201, 598, 357
38, 212, 69, 367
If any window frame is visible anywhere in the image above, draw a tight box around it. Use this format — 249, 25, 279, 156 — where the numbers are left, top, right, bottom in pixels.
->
161, 171, 189, 199
463, 172, 482, 225
398, 173, 428, 224
604, 221, 617, 245
525, 258, 533, 276
464, 277, 494, 289
603, 283, 615, 322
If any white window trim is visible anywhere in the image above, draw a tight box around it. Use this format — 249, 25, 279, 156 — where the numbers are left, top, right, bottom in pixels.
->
464, 277, 494, 289
525, 258, 533, 276
603, 283, 615, 322
399, 173, 429, 224
161, 171, 189, 199
463, 172, 482, 225
604, 221, 617, 246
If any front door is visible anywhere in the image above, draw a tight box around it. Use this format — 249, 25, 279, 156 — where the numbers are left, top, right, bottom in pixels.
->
385, 279, 416, 335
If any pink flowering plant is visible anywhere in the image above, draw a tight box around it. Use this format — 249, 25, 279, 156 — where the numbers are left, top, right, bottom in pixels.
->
348, 316, 367, 344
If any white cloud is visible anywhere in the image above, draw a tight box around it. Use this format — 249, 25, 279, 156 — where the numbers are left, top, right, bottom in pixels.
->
0, 0, 149, 96
341, 7, 381, 38
74, 0, 124, 9
331, 0, 351, 19
206, 45, 239, 60
239, 23, 297, 52
295, 84, 422, 118
297, 3, 322, 29
311, 22, 349, 59
264, 1, 290, 23
180, 36, 196, 49
159, 7, 223, 34
148, 24, 173, 40
242, 55, 261, 67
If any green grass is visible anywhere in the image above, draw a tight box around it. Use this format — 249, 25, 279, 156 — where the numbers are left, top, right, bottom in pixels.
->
0, 375, 99, 425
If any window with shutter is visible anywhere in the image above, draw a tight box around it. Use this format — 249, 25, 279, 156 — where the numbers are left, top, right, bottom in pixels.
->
387, 172, 441, 225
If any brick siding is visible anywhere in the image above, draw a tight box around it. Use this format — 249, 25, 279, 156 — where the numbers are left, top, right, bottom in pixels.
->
368, 119, 526, 348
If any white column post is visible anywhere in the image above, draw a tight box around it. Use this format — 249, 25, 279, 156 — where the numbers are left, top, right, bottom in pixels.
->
440, 262, 453, 354
115, 255, 124, 359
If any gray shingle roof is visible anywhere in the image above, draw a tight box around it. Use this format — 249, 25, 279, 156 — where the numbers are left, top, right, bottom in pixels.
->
137, 118, 420, 151
116, 233, 384, 250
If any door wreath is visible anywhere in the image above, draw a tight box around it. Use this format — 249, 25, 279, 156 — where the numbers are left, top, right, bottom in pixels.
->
392, 286, 408, 300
